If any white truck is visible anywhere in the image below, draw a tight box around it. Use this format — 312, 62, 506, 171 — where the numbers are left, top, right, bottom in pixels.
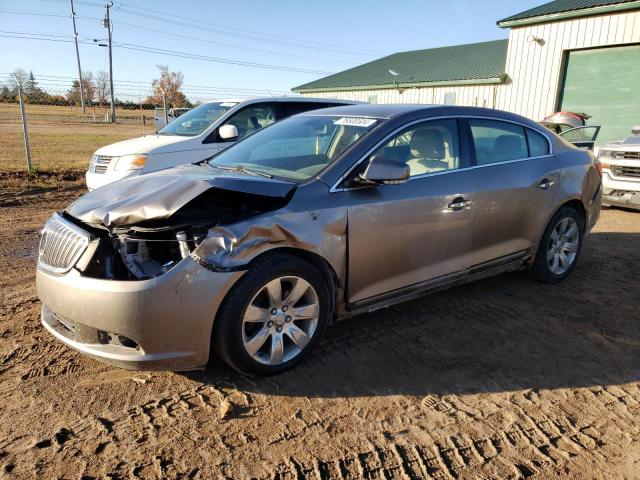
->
598, 126, 640, 210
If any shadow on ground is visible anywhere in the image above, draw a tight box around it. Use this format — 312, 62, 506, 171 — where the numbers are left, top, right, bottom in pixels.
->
187, 231, 640, 397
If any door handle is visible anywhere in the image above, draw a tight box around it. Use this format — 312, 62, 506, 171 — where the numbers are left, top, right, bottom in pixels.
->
447, 198, 472, 211
537, 179, 555, 190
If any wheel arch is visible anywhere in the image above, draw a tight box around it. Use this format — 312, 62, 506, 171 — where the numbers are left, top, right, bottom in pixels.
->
557, 198, 587, 232
250, 247, 340, 320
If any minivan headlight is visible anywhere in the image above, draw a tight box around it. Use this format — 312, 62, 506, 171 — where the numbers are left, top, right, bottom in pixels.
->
114, 154, 147, 171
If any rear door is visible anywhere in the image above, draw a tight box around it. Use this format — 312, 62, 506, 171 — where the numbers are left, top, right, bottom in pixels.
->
346, 118, 476, 304
466, 118, 560, 267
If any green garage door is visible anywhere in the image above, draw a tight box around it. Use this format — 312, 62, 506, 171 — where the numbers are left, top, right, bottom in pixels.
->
558, 44, 640, 147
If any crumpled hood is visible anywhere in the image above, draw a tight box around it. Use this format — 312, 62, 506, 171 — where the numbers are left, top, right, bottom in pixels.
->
94, 134, 188, 156
67, 164, 296, 227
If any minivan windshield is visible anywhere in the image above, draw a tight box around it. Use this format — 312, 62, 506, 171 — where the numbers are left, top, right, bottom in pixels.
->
208, 115, 378, 181
159, 101, 237, 136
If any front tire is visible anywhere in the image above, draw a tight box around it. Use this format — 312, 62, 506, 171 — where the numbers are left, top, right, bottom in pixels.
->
212, 254, 330, 376
530, 206, 584, 283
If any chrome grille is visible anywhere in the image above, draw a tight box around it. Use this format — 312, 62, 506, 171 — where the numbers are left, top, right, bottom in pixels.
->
611, 165, 640, 179
91, 155, 113, 174
39, 213, 91, 273
609, 151, 640, 161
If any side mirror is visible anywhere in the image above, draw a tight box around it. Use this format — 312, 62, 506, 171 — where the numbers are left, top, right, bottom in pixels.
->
219, 124, 239, 141
631, 125, 640, 135
359, 154, 410, 185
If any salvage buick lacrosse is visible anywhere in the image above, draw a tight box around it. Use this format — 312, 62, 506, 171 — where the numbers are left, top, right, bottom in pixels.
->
37, 105, 602, 375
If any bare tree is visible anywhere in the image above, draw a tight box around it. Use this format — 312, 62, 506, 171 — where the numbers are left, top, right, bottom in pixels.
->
148, 65, 188, 107
67, 71, 96, 105
95, 70, 110, 106
12, 68, 28, 86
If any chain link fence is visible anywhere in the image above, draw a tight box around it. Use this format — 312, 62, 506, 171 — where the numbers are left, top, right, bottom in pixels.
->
0, 75, 293, 172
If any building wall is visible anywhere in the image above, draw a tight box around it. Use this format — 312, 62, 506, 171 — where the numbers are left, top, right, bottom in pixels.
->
497, 10, 640, 121
301, 83, 500, 108
300, 10, 639, 122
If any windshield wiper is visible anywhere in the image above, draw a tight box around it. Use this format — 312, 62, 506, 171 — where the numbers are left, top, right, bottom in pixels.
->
212, 164, 272, 178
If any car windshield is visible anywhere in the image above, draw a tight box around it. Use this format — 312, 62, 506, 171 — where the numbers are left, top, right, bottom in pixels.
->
159, 101, 237, 136
208, 115, 378, 181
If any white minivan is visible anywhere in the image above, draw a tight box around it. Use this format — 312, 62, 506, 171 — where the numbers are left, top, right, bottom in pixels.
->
86, 97, 358, 190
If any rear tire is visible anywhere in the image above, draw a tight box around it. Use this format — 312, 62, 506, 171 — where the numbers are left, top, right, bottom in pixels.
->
530, 206, 584, 283
212, 254, 330, 376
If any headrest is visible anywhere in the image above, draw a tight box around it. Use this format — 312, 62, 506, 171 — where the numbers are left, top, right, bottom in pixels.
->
410, 129, 445, 159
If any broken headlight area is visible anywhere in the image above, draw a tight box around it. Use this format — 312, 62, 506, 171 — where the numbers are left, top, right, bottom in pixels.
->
74, 225, 208, 281
65, 187, 289, 280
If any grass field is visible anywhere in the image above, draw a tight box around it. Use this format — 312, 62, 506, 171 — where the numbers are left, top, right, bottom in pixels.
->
0, 103, 157, 172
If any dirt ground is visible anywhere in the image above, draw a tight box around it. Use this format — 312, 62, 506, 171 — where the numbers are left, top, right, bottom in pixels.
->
1, 174, 639, 479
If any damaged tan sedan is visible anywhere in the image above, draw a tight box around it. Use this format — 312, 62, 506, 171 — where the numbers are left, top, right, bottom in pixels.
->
37, 105, 602, 375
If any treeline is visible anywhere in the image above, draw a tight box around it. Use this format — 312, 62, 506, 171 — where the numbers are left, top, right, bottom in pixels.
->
1, 67, 194, 109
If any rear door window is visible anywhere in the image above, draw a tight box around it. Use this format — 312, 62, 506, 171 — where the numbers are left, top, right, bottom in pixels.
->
469, 119, 528, 165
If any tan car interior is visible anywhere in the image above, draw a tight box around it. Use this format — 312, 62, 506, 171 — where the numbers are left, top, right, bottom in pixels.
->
379, 125, 459, 176
406, 128, 458, 175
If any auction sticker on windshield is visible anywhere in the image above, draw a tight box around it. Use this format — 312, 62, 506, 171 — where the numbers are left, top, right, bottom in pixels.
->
333, 117, 377, 127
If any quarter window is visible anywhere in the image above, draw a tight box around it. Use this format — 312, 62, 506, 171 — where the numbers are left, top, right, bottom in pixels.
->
370, 119, 461, 177
527, 129, 550, 157
469, 119, 528, 165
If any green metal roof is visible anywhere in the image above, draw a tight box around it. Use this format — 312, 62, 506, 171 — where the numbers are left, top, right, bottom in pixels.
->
498, 0, 640, 27
292, 40, 508, 93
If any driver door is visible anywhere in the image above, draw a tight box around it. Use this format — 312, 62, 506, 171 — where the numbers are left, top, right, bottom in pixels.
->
345, 118, 476, 305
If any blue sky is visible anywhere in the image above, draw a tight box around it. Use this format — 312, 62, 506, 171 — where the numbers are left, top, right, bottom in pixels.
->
0, 0, 542, 99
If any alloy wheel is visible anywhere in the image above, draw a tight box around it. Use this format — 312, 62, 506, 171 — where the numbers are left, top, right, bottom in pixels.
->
546, 217, 579, 275
241, 276, 319, 366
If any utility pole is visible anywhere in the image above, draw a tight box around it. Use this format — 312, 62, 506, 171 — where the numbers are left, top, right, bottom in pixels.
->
103, 2, 116, 122
14, 74, 32, 171
70, 0, 86, 113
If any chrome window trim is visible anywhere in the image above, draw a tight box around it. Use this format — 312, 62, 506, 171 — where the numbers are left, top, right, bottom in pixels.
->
329, 114, 554, 193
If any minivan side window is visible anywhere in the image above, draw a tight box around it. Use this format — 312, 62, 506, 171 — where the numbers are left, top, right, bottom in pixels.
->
279, 102, 340, 119
527, 129, 550, 157
225, 104, 276, 140
469, 119, 528, 165
371, 119, 461, 177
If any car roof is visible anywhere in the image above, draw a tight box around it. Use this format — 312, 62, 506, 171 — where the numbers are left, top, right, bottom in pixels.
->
298, 104, 546, 127
203, 97, 363, 106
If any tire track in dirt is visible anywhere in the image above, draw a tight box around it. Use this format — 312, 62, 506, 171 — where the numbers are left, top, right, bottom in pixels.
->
1, 181, 640, 479
264, 409, 607, 479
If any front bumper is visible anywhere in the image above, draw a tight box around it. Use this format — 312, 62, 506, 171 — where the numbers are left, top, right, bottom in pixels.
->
37, 257, 244, 370
602, 171, 640, 210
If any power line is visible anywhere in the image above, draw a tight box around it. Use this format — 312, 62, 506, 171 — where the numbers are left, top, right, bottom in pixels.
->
111, 18, 352, 66
1, 8, 356, 66
0, 32, 334, 75
35, 0, 381, 57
